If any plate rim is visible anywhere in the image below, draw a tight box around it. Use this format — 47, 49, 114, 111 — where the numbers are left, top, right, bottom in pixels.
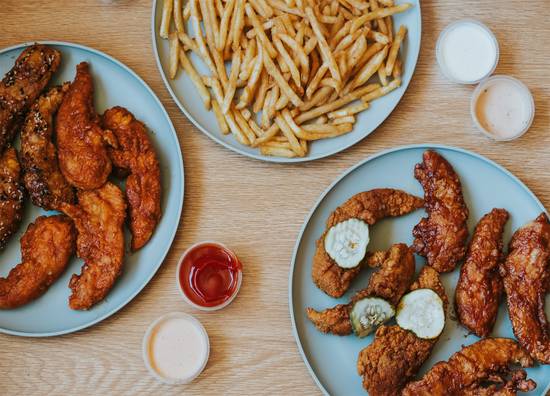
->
0, 40, 185, 337
288, 143, 547, 395
150, 0, 423, 163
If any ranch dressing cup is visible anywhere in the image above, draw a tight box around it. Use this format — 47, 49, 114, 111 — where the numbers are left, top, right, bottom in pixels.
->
436, 19, 534, 141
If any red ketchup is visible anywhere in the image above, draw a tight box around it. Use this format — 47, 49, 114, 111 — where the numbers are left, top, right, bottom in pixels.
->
178, 242, 242, 309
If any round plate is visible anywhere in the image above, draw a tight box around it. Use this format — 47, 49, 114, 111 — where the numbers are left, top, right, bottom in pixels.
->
151, 0, 422, 163
289, 144, 550, 395
0, 42, 184, 337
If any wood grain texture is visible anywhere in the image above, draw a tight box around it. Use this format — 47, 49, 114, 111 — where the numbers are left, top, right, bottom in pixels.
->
1, 0, 550, 395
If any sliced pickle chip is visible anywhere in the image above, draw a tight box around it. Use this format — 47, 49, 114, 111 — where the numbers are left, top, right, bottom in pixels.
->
396, 288, 445, 339
324, 218, 370, 269
350, 297, 395, 338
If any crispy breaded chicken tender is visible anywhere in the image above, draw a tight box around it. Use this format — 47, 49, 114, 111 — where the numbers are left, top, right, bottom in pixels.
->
0, 147, 24, 249
357, 266, 448, 396
413, 150, 469, 273
306, 243, 415, 335
500, 213, 550, 364
402, 338, 536, 396
21, 84, 75, 210
0, 44, 61, 153
0, 215, 75, 309
312, 189, 423, 298
455, 208, 509, 337
102, 106, 161, 250
60, 182, 126, 310
56, 62, 112, 190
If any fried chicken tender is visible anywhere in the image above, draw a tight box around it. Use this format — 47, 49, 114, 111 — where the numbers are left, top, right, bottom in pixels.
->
357, 266, 448, 396
306, 244, 415, 335
456, 208, 509, 337
413, 150, 469, 273
56, 62, 112, 190
102, 106, 161, 251
500, 213, 550, 364
0, 215, 75, 309
60, 182, 126, 310
21, 84, 75, 210
312, 189, 423, 297
0, 44, 61, 153
402, 338, 536, 396
0, 147, 24, 249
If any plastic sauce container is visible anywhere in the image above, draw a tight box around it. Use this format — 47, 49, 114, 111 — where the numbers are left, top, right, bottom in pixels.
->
436, 19, 499, 84
471, 75, 534, 141
143, 312, 210, 385
436, 19, 534, 141
177, 241, 242, 311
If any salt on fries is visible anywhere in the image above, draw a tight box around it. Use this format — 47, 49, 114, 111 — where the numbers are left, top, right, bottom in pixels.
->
160, 0, 412, 158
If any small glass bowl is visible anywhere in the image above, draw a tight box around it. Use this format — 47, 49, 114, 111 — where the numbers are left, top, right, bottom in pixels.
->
436, 19, 499, 85
176, 241, 243, 312
470, 75, 535, 141
142, 312, 210, 385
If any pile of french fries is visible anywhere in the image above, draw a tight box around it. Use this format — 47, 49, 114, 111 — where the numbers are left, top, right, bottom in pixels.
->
160, 0, 412, 158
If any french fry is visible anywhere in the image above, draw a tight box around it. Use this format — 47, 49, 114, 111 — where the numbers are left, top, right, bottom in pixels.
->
160, 0, 173, 39
298, 123, 354, 140
392, 57, 402, 78
261, 45, 303, 107
178, 32, 199, 54
232, 0, 246, 51
169, 33, 180, 79
234, 109, 257, 143
378, 61, 388, 86
385, 25, 406, 75
350, 3, 412, 34
275, 115, 304, 156
224, 109, 250, 145
217, 0, 236, 50
190, 0, 219, 77
179, 49, 211, 109
331, 115, 355, 125
297, 83, 379, 123
253, 71, 269, 113
174, 0, 185, 33
305, 7, 341, 85
260, 146, 297, 157
361, 78, 401, 102
222, 47, 242, 113
347, 45, 388, 92
212, 99, 229, 134
273, 36, 301, 87
327, 101, 369, 118
245, 4, 278, 58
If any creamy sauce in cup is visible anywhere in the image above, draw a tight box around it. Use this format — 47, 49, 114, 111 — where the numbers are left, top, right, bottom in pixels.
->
437, 20, 498, 84
471, 75, 534, 141
143, 312, 209, 384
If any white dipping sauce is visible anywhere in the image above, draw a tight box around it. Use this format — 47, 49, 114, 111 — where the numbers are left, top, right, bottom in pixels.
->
437, 20, 498, 83
144, 313, 209, 384
472, 76, 534, 140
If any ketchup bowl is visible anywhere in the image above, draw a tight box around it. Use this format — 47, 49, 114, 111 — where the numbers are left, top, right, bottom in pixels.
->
176, 241, 242, 311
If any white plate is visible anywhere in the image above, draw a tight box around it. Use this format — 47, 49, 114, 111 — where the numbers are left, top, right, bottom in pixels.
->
290, 144, 550, 395
0, 42, 184, 337
151, 0, 422, 162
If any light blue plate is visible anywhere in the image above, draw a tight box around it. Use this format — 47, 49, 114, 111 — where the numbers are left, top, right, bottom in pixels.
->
290, 144, 550, 395
0, 42, 184, 337
151, 0, 422, 163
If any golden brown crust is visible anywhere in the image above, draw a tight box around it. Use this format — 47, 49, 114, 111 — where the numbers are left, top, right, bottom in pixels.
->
455, 208, 509, 337
102, 106, 161, 250
60, 182, 126, 310
402, 338, 536, 396
21, 84, 75, 210
312, 189, 423, 297
413, 150, 469, 273
356, 266, 447, 396
500, 213, 550, 364
0, 44, 61, 153
56, 62, 112, 190
0, 215, 75, 309
306, 244, 415, 335
0, 147, 24, 249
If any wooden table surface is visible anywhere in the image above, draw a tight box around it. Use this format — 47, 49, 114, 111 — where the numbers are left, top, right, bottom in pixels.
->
1, 0, 549, 394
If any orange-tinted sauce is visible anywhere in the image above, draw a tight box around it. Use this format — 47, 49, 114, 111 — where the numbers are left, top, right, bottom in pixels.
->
179, 243, 241, 308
